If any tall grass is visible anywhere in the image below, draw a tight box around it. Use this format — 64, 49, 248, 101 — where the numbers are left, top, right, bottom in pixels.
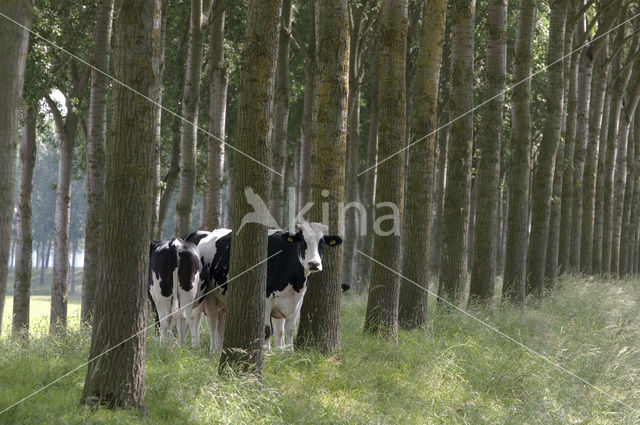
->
1, 275, 639, 424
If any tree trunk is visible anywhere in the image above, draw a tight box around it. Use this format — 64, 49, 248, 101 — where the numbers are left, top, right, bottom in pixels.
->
82, 0, 114, 324
629, 116, 640, 275
545, 21, 574, 289
620, 115, 638, 277
429, 22, 451, 279
502, 0, 536, 306
296, 0, 349, 352
437, 0, 475, 306
39, 240, 47, 286
342, 4, 366, 291
569, 44, 593, 271
175, 0, 204, 237
525, 0, 567, 298
46, 238, 51, 267
398, 0, 446, 326
157, 130, 180, 236
593, 81, 612, 274
602, 34, 634, 276
219, 0, 281, 376
611, 72, 640, 277
298, 2, 317, 209
81, 0, 162, 410
47, 95, 80, 333
151, 0, 168, 238
558, 29, 578, 274
545, 134, 564, 291
363, 0, 408, 342
205, 0, 228, 231
342, 84, 360, 288
357, 49, 379, 287
70, 237, 77, 294
580, 33, 608, 274
270, 0, 292, 226
12, 105, 36, 338
0, 0, 32, 337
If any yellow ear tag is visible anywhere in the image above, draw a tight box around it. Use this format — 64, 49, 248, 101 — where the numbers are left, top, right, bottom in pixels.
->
287, 237, 294, 242
329, 240, 336, 245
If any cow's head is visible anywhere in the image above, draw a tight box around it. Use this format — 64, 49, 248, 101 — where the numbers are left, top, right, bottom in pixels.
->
282, 221, 342, 273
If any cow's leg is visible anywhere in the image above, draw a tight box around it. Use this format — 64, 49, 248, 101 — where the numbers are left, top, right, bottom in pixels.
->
189, 302, 204, 348
264, 299, 273, 350
151, 280, 172, 340
272, 318, 285, 349
216, 302, 226, 352
176, 289, 191, 345
204, 295, 220, 352
284, 310, 300, 350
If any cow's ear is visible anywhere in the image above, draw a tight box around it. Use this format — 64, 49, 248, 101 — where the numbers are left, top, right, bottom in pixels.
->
150, 240, 160, 256
323, 235, 342, 246
282, 232, 297, 243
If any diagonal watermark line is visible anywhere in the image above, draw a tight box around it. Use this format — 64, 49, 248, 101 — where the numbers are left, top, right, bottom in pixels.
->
356, 249, 640, 416
358, 10, 640, 177
0, 249, 283, 416
0, 11, 281, 177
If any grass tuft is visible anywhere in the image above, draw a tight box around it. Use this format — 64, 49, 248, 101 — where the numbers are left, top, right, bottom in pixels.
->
1, 274, 640, 423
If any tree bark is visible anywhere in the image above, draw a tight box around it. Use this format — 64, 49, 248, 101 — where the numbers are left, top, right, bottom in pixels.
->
437, 0, 475, 306
296, 0, 349, 352
545, 22, 574, 289
342, 3, 371, 290
175, 0, 204, 237
398, 0, 446, 326
602, 33, 635, 276
611, 70, 640, 277
81, 0, 162, 410
82, 0, 114, 324
205, 0, 228, 231
298, 1, 318, 209
270, 0, 292, 226
46, 93, 81, 333
429, 22, 451, 279
357, 48, 379, 287
629, 116, 640, 275
580, 32, 609, 274
545, 134, 564, 291
363, 0, 408, 341
151, 0, 168, 238
593, 85, 611, 274
70, 237, 77, 294
502, 0, 536, 306
12, 105, 36, 338
219, 0, 281, 375
620, 114, 638, 277
568, 44, 593, 271
0, 0, 32, 336
525, 0, 567, 298
157, 129, 180, 236
558, 29, 578, 274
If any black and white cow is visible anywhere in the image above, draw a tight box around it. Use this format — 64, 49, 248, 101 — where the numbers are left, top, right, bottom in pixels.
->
148, 238, 202, 347
190, 221, 342, 351
186, 228, 232, 351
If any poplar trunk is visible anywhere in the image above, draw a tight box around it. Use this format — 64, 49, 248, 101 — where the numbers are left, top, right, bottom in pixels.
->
296, 0, 349, 352
363, 0, 408, 341
12, 105, 36, 337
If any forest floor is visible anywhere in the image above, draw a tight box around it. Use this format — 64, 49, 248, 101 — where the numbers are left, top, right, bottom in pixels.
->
1, 273, 639, 424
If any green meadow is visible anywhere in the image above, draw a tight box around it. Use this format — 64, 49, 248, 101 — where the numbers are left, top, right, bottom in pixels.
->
1, 273, 639, 424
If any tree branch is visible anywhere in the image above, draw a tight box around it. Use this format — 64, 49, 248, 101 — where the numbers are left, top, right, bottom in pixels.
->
44, 92, 65, 136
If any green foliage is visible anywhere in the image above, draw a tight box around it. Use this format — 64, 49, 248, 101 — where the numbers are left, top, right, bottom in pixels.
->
1, 275, 640, 423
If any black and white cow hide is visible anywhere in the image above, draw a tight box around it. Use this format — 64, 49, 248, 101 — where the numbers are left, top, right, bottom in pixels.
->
148, 238, 202, 347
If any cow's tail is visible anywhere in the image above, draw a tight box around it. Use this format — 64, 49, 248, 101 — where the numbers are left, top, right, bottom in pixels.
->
172, 240, 180, 329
